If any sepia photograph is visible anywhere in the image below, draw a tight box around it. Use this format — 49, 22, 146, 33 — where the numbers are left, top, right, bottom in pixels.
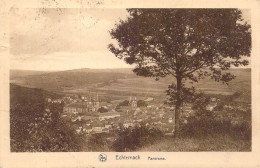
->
1, 0, 260, 167
9, 7, 252, 153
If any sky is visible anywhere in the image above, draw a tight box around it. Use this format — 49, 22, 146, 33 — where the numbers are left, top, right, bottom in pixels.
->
10, 8, 251, 71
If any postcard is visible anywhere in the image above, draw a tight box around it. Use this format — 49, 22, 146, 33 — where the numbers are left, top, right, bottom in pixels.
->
0, 0, 260, 167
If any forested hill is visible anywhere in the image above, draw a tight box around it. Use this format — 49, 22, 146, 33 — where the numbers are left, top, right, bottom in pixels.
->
10, 83, 61, 107
10, 68, 136, 92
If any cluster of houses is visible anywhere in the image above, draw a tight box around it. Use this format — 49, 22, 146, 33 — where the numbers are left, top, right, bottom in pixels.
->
53, 95, 180, 135
48, 93, 241, 136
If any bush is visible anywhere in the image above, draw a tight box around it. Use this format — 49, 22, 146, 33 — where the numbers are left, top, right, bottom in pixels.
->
87, 134, 106, 151
118, 100, 130, 106
98, 107, 108, 113
181, 116, 231, 138
10, 102, 85, 152
137, 100, 148, 107
112, 125, 163, 151
231, 121, 251, 141
181, 92, 251, 141
181, 115, 251, 141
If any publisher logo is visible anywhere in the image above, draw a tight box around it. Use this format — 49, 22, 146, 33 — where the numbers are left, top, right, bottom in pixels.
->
99, 153, 107, 162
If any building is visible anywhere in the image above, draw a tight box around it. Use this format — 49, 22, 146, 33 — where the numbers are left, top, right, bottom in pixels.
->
129, 97, 137, 108
63, 95, 99, 113
99, 112, 120, 120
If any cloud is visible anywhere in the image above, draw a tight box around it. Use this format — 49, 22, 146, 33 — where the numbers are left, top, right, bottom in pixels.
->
10, 8, 250, 70
10, 51, 132, 70
10, 8, 128, 56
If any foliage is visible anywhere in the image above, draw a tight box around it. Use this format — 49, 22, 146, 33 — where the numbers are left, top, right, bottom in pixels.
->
139, 135, 251, 151
98, 107, 108, 113
109, 9, 251, 137
166, 84, 196, 105
180, 93, 251, 141
137, 100, 148, 107
10, 84, 85, 152
87, 134, 106, 151
181, 115, 251, 141
109, 9, 251, 81
112, 125, 163, 151
118, 100, 130, 106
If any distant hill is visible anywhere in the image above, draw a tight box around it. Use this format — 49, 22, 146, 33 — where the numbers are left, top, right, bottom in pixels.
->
10, 69, 55, 79
63, 68, 134, 74
10, 68, 137, 92
96, 68, 251, 99
10, 68, 251, 101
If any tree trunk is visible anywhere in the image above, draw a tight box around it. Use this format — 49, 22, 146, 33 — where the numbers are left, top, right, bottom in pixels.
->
174, 76, 182, 138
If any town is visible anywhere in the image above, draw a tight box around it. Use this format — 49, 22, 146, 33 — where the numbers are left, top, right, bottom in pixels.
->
46, 94, 176, 136
45, 92, 250, 138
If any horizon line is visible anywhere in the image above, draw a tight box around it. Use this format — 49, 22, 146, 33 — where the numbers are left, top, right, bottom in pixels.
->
10, 67, 251, 72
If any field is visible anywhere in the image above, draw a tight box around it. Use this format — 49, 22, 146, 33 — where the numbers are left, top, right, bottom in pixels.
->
10, 68, 251, 101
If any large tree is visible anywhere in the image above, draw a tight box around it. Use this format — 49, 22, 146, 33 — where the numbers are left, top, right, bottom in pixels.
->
108, 9, 251, 137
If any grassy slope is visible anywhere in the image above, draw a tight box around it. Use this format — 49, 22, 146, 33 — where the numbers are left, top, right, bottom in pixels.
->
139, 136, 251, 152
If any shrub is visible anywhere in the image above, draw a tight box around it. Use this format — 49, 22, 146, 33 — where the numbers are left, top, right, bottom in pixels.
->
137, 100, 148, 107
118, 100, 130, 106
98, 107, 108, 113
230, 121, 251, 141
112, 125, 163, 151
181, 92, 251, 141
181, 114, 251, 141
10, 102, 85, 152
87, 134, 106, 151
181, 116, 231, 138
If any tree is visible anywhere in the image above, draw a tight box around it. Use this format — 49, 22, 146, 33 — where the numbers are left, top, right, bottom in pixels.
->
112, 125, 163, 151
118, 100, 130, 106
10, 84, 85, 152
108, 9, 251, 137
87, 134, 106, 151
98, 106, 108, 113
137, 100, 148, 107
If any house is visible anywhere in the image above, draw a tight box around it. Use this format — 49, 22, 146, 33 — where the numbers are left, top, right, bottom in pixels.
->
52, 99, 62, 103
92, 126, 103, 133
206, 103, 217, 111
144, 97, 154, 102
105, 124, 112, 129
129, 97, 137, 108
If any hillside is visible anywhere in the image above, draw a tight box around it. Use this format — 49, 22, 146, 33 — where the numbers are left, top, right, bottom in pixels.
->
10, 69, 55, 79
10, 68, 137, 92
139, 136, 251, 152
10, 68, 251, 100
95, 68, 251, 100
10, 83, 62, 108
